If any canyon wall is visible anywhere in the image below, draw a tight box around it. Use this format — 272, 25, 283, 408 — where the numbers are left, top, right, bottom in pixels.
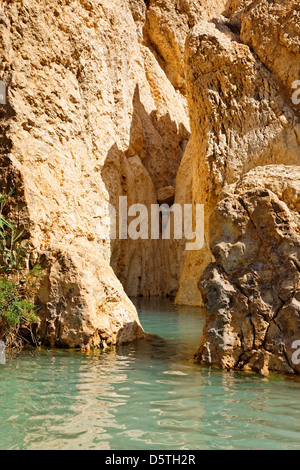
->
190, 0, 300, 374
0, 0, 226, 347
0, 0, 299, 374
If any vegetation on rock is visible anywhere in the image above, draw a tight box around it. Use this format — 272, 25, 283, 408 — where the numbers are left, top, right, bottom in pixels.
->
0, 189, 42, 349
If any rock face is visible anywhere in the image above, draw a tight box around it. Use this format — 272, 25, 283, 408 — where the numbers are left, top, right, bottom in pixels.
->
178, 0, 300, 373
0, 0, 299, 373
38, 241, 144, 349
144, 0, 228, 92
176, 0, 300, 374
241, 0, 300, 98
176, 3, 300, 307
195, 166, 300, 375
0, 0, 231, 348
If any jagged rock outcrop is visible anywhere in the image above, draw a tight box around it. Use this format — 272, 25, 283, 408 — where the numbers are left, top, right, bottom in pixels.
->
0, 0, 190, 346
224, 0, 252, 28
143, 0, 228, 92
173, 1, 300, 374
241, 0, 300, 98
176, 10, 300, 307
0, 0, 237, 349
175, 1, 300, 308
195, 166, 300, 375
0, 0, 299, 374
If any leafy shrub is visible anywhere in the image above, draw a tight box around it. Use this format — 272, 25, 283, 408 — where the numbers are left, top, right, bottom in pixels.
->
0, 279, 38, 325
0, 188, 43, 349
0, 188, 28, 274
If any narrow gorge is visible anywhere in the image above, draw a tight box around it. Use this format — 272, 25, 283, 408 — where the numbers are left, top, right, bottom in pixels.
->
0, 0, 299, 376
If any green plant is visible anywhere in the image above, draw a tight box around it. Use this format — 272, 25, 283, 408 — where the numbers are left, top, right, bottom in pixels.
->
0, 188, 27, 274
0, 279, 38, 326
0, 188, 42, 349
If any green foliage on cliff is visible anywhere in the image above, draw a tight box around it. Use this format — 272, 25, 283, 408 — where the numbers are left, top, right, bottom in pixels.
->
0, 189, 42, 348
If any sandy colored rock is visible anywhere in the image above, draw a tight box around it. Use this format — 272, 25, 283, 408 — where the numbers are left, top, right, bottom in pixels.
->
175, 138, 210, 306
157, 185, 175, 205
0, 0, 191, 345
241, 0, 300, 101
224, 0, 252, 27
176, 16, 300, 306
110, 155, 182, 298
195, 166, 300, 375
144, 0, 228, 92
38, 241, 144, 349
185, 19, 299, 204
0, 0, 299, 375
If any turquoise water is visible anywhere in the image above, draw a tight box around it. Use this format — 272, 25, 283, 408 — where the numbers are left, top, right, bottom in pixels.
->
0, 298, 300, 450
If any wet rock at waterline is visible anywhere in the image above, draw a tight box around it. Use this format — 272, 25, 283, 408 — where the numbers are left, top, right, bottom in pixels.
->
196, 166, 300, 375
37, 242, 145, 349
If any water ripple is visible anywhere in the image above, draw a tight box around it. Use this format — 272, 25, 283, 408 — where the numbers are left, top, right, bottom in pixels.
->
0, 298, 300, 450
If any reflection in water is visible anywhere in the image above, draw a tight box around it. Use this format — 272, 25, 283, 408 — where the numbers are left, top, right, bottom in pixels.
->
0, 298, 300, 450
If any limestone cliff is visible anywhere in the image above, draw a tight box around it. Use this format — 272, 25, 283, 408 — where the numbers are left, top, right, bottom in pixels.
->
176, 5, 300, 307
0, 0, 299, 373
187, 0, 300, 374
0, 0, 154, 347
0, 0, 228, 348
195, 166, 300, 375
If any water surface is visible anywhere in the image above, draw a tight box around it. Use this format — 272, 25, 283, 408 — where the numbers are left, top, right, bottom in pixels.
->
0, 298, 300, 450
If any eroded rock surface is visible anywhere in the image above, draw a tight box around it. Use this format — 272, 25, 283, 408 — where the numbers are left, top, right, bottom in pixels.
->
241, 0, 300, 98
195, 166, 300, 375
144, 0, 227, 92
176, 8, 300, 307
0, 0, 235, 348
0, 0, 188, 346
0, 0, 299, 371
174, 1, 300, 375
